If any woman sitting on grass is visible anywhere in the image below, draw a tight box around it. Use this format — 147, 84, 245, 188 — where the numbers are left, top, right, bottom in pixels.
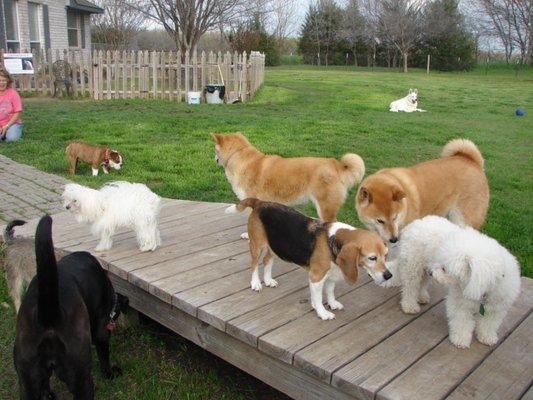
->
0, 69, 23, 142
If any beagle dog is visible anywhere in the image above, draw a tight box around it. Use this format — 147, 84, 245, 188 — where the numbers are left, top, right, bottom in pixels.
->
226, 198, 392, 320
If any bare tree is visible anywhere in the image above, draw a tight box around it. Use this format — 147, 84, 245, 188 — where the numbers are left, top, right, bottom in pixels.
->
270, 0, 298, 41
139, 0, 273, 55
476, 0, 515, 62
92, 0, 148, 49
473, 0, 532, 64
509, 0, 532, 64
376, 0, 425, 72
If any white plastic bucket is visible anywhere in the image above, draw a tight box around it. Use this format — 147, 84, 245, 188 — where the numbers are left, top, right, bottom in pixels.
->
187, 91, 201, 104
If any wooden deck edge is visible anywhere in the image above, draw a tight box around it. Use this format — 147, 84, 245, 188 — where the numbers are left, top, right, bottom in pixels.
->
109, 272, 359, 400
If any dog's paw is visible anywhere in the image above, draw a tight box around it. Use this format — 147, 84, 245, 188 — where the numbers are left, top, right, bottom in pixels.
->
328, 300, 344, 310
264, 278, 278, 288
476, 330, 498, 346
316, 309, 336, 320
95, 244, 111, 252
449, 332, 472, 349
240, 232, 249, 240
251, 279, 262, 292
102, 365, 122, 379
225, 205, 237, 214
418, 290, 430, 304
401, 301, 421, 314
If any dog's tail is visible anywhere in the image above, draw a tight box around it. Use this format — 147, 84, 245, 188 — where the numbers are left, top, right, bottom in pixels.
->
441, 139, 484, 169
225, 198, 261, 214
3, 219, 26, 245
339, 153, 365, 188
35, 215, 60, 327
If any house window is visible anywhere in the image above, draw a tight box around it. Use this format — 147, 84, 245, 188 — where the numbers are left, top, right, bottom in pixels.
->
67, 10, 79, 47
3, 0, 20, 52
28, 2, 41, 52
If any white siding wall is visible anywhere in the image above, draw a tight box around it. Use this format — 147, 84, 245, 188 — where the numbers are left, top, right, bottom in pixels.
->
7, 0, 93, 51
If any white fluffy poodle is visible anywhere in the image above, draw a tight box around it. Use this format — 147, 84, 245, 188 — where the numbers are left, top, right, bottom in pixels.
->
62, 181, 161, 252
382, 216, 521, 348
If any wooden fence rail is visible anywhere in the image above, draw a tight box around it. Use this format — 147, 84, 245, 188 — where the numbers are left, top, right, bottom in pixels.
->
0, 49, 265, 102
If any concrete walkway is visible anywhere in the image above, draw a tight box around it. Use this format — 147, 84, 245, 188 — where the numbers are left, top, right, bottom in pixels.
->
0, 154, 70, 223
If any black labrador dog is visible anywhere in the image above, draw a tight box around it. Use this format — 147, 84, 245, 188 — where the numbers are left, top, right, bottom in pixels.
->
13, 215, 128, 399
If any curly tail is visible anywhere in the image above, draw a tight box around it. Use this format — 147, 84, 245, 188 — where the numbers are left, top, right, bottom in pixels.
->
225, 198, 262, 214
339, 153, 365, 188
3, 219, 26, 245
35, 215, 60, 328
441, 139, 484, 169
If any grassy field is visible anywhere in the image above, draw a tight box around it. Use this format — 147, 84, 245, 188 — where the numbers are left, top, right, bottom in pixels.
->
0, 65, 532, 398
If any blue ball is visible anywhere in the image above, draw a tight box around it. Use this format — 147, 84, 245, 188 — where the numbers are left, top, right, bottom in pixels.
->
515, 107, 525, 116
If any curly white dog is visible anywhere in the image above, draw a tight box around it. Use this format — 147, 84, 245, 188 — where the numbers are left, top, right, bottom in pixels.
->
382, 216, 521, 348
62, 181, 161, 252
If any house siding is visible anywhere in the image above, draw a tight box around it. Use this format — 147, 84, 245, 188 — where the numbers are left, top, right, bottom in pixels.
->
3, 0, 93, 52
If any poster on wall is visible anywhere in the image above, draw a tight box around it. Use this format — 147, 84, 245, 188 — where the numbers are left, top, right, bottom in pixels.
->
3, 53, 34, 74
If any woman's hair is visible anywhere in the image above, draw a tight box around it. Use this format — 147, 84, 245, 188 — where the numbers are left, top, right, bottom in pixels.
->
0, 69, 13, 88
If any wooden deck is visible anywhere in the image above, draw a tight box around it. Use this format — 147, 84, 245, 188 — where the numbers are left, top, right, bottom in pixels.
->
16, 199, 533, 400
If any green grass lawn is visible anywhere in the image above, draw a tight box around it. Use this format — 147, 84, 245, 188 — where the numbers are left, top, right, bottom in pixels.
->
0, 65, 532, 398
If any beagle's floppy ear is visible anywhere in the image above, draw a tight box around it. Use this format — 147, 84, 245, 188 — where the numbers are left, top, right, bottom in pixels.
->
335, 243, 359, 285
358, 187, 373, 204
211, 133, 222, 144
392, 188, 405, 202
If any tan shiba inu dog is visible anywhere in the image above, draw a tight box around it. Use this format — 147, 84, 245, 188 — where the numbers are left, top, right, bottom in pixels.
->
212, 133, 365, 222
356, 139, 489, 244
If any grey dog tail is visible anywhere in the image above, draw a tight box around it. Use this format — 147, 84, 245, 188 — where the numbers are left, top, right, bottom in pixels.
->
35, 215, 60, 327
3, 219, 26, 244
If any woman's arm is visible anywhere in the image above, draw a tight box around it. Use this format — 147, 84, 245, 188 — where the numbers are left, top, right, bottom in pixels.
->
1, 111, 21, 135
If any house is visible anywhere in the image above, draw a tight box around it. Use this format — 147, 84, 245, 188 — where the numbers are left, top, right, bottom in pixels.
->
0, 0, 103, 52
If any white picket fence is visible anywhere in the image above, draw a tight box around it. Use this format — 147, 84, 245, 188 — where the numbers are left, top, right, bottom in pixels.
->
0, 49, 266, 102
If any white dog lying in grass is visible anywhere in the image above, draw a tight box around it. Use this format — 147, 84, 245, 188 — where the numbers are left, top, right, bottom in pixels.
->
62, 181, 161, 252
382, 216, 521, 348
389, 88, 426, 112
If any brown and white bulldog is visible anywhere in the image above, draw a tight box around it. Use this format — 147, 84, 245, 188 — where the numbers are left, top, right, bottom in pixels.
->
66, 140, 123, 176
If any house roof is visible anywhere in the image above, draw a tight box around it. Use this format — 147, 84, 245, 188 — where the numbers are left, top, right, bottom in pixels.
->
67, 0, 104, 14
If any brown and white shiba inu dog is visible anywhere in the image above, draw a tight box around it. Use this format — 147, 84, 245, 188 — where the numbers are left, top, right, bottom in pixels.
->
356, 139, 489, 244
212, 133, 365, 222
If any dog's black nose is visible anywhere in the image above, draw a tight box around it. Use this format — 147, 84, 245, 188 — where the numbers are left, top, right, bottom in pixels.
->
65, 205, 70, 210
383, 270, 392, 280
389, 237, 398, 243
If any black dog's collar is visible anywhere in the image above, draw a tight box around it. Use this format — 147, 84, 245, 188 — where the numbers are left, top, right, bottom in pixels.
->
106, 293, 120, 331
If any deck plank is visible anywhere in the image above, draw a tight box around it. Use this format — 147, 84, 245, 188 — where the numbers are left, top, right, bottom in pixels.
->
172, 263, 298, 317
444, 314, 532, 400
293, 285, 447, 383
150, 251, 250, 298
332, 301, 449, 399
226, 275, 371, 347
259, 283, 401, 364
129, 239, 249, 301
198, 268, 310, 331
377, 278, 533, 400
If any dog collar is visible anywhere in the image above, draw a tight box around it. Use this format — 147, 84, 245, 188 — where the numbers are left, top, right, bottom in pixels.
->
328, 235, 342, 258
103, 148, 111, 166
106, 293, 119, 331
